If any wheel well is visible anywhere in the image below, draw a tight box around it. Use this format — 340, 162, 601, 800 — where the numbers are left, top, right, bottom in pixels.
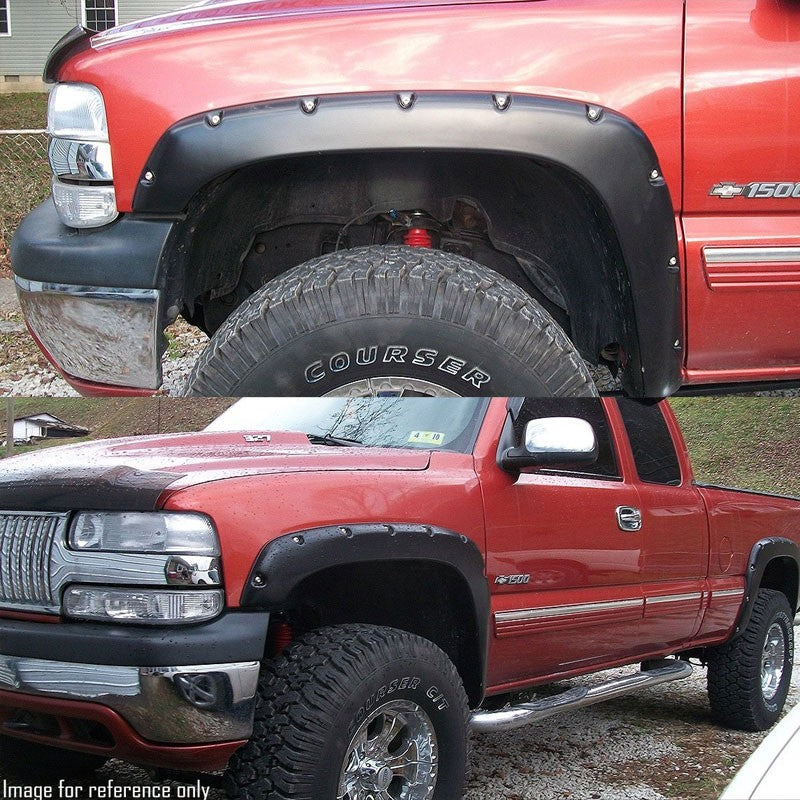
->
270, 559, 485, 707
166, 149, 634, 367
760, 556, 799, 613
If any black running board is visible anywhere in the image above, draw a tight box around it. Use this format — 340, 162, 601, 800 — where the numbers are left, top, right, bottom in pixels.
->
470, 658, 693, 733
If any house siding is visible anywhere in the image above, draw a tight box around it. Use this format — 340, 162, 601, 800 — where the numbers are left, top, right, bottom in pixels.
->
0, 0, 187, 81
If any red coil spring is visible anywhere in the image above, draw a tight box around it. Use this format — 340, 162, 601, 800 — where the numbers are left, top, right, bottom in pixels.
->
404, 227, 433, 248
270, 621, 293, 655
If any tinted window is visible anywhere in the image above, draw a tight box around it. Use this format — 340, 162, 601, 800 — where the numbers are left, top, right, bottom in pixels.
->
617, 399, 681, 486
513, 398, 620, 479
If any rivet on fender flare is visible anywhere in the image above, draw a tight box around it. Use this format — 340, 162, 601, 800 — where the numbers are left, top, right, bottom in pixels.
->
300, 97, 319, 114
396, 92, 416, 110
492, 94, 511, 112
586, 104, 603, 122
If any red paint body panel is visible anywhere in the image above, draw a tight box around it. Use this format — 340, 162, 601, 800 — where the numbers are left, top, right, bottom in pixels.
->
0, 689, 244, 771
57, 1, 684, 212
164, 448, 485, 608
682, 0, 800, 381
147, 398, 799, 695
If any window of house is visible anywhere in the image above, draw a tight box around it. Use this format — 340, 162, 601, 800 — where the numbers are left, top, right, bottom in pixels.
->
0, 1, 10, 36
83, 0, 116, 31
512, 398, 621, 479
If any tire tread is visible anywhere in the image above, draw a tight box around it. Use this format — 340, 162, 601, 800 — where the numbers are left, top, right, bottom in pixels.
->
185, 246, 595, 396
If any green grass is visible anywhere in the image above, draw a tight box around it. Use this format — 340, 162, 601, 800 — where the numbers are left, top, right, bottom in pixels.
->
0, 93, 48, 129
0, 94, 50, 277
670, 397, 800, 496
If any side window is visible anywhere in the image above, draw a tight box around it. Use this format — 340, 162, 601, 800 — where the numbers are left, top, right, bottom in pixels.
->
616, 399, 681, 486
513, 398, 620, 479
0, 1, 9, 36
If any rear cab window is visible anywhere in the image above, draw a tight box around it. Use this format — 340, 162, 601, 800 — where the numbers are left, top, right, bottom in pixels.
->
616, 399, 682, 486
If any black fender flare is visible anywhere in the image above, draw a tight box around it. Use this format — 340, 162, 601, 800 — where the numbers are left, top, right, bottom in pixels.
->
240, 522, 490, 701
134, 92, 681, 397
735, 537, 800, 638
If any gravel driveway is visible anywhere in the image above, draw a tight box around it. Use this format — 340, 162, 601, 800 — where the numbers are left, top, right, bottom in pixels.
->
2, 651, 796, 799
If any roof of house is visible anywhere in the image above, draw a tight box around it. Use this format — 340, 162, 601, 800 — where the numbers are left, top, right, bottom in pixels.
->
14, 414, 90, 435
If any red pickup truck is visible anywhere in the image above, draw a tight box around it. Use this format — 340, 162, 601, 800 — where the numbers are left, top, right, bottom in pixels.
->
10, 1, 800, 397
0, 397, 797, 799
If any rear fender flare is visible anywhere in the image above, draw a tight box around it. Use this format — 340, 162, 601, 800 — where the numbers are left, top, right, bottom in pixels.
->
735, 537, 800, 637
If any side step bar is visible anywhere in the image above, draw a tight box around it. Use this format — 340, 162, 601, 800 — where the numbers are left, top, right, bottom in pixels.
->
470, 658, 693, 733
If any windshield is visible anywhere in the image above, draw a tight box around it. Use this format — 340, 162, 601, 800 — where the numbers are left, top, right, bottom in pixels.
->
206, 398, 487, 453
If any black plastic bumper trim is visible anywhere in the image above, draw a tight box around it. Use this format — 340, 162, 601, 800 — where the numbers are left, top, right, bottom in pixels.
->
10, 200, 175, 290
0, 610, 270, 666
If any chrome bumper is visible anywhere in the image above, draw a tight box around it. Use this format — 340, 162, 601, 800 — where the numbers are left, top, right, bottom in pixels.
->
14, 276, 162, 389
0, 653, 259, 744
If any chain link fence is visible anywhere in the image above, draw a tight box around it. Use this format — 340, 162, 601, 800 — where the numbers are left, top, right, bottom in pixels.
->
0, 129, 50, 274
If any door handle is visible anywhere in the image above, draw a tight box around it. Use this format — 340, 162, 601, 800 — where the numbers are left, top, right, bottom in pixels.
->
616, 506, 642, 532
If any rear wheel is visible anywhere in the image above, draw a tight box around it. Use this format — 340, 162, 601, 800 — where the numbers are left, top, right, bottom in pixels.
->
184, 246, 596, 397
224, 624, 469, 800
707, 588, 794, 731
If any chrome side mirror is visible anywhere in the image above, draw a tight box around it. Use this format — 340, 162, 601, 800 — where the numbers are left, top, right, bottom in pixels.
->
499, 416, 598, 471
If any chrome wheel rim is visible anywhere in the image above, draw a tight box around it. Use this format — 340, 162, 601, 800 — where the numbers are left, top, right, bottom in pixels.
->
337, 699, 438, 800
324, 377, 459, 397
762, 622, 786, 701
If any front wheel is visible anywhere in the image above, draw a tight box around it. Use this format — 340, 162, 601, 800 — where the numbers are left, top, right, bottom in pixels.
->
224, 624, 469, 800
184, 246, 597, 397
707, 588, 794, 731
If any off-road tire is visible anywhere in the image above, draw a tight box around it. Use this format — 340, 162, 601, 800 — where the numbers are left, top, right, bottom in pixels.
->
707, 588, 794, 731
224, 624, 470, 800
184, 246, 596, 397
0, 736, 107, 782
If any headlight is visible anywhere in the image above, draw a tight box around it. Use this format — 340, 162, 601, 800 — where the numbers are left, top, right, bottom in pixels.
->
47, 82, 118, 228
69, 512, 220, 555
47, 83, 109, 140
63, 586, 223, 624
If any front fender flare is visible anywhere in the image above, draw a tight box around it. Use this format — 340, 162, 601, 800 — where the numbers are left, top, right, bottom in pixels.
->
240, 522, 489, 701
135, 92, 681, 396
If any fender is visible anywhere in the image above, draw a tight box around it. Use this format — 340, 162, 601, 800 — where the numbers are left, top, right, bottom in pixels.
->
240, 522, 489, 700
134, 92, 681, 397
735, 537, 800, 638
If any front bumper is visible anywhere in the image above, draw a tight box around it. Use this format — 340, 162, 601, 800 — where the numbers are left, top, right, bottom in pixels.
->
0, 610, 269, 769
10, 199, 176, 392
0, 654, 259, 744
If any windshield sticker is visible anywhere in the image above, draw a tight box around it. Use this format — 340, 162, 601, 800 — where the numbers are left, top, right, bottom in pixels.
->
408, 431, 446, 446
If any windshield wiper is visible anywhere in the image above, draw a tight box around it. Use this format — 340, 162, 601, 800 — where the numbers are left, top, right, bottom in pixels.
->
307, 433, 363, 447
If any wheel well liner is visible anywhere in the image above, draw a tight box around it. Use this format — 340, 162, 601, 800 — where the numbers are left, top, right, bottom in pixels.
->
239, 523, 489, 706
735, 537, 800, 638
137, 92, 681, 397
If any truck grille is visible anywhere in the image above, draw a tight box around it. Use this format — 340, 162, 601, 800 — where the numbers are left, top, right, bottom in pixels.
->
0, 513, 66, 611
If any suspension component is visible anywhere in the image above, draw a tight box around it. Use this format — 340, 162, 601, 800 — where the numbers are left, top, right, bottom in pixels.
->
269, 621, 293, 655
404, 227, 433, 248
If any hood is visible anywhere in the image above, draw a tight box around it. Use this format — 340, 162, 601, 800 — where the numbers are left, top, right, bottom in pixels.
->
93, 0, 523, 46
0, 431, 430, 512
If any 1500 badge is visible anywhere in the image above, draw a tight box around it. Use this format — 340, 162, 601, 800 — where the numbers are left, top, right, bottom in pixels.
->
710, 181, 800, 199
